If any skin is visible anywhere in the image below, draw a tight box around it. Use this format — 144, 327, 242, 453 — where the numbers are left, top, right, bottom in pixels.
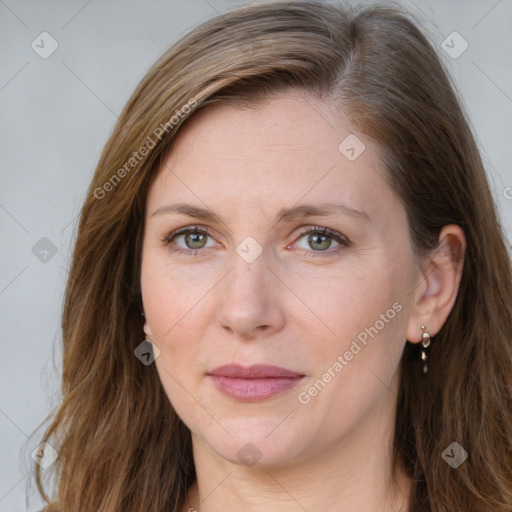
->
140, 90, 466, 512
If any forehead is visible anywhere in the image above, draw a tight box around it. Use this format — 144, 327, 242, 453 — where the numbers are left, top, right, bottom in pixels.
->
147, 91, 397, 225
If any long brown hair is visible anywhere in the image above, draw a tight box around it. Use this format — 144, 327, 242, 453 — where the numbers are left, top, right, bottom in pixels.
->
34, 1, 512, 510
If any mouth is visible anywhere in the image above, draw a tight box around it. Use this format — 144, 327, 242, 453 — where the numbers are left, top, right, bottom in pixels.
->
207, 364, 305, 402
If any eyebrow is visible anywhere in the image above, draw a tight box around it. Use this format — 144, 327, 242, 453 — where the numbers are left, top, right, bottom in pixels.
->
151, 201, 370, 223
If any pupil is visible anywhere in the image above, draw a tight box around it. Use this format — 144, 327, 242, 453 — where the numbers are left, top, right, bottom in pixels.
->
309, 234, 330, 251
187, 232, 206, 248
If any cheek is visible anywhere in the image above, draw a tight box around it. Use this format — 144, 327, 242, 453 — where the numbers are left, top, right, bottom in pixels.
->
141, 265, 202, 399
140, 255, 223, 409
140, 253, 215, 341
141, 262, 221, 434
290, 260, 410, 405
294, 270, 408, 427
287, 257, 406, 339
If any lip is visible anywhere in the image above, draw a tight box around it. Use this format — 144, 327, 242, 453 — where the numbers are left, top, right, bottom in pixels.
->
208, 364, 305, 401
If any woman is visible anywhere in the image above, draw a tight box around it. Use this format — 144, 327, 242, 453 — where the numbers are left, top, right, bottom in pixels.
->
35, 1, 512, 511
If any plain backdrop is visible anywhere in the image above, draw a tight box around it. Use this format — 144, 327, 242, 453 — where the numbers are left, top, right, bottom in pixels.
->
1, 0, 511, 510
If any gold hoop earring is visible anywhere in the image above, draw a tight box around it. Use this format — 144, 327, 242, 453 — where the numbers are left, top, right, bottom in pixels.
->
420, 324, 432, 374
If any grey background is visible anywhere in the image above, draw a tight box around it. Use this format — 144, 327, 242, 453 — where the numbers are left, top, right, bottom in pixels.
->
1, 0, 511, 510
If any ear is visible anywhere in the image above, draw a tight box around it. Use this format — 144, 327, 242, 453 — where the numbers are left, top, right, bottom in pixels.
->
142, 313, 153, 341
406, 224, 466, 343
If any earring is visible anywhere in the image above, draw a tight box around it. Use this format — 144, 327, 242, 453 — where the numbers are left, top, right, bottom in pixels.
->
420, 324, 432, 374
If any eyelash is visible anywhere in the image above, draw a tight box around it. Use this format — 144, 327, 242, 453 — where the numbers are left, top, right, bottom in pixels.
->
163, 225, 350, 258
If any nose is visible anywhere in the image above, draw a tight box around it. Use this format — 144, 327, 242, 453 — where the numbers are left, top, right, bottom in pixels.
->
215, 252, 286, 340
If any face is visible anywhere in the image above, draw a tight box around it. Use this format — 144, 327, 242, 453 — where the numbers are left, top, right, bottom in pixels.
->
141, 90, 421, 467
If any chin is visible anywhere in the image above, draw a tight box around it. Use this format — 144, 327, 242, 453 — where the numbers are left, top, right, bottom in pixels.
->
196, 416, 311, 469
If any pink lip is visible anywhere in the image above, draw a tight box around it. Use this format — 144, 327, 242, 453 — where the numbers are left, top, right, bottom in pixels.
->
208, 364, 305, 401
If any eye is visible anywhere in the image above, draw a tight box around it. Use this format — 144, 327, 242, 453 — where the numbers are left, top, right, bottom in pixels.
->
163, 225, 350, 257
292, 226, 350, 256
164, 226, 217, 255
